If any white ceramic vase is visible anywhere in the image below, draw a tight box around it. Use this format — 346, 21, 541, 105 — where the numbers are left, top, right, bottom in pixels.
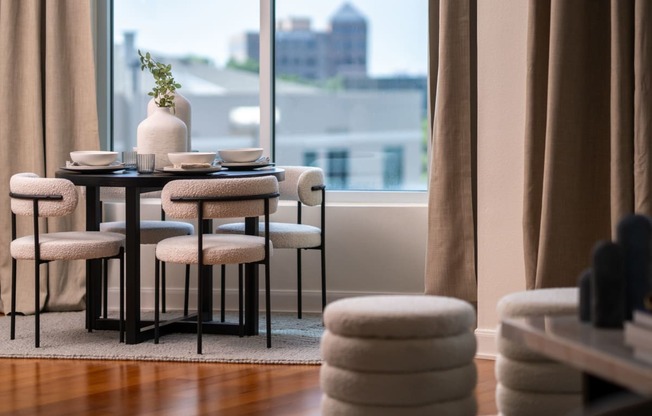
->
148, 92, 192, 151
137, 107, 188, 169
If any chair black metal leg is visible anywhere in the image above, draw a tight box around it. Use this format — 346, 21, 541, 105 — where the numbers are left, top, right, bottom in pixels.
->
102, 258, 108, 318
34, 260, 40, 348
161, 262, 167, 313
154, 259, 160, 344
238, 264, 244, 337
265, 263, 271, 348
221, 265, 226, 322
183, 264, 190, 316
297, 249, 302, 319
197, 264, 203, 355
321, 247, 327, 312
10, 258, 17, 340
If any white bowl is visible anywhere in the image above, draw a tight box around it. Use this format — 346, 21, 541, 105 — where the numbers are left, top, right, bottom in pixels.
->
70, 151, 118, 166
218, 148, 263, 163
167, 152, 216, 166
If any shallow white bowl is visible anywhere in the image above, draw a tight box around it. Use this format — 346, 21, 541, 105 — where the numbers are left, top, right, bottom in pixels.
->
218, 148, 263, 163
70, 151, 118, 166
167, 152, 216, 166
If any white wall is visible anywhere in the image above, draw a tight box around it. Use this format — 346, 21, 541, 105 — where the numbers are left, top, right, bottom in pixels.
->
104, 197, 427, 313
476, 0, 528, 357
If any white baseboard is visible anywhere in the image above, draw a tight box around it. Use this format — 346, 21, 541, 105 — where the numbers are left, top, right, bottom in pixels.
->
475, 327, 497, 359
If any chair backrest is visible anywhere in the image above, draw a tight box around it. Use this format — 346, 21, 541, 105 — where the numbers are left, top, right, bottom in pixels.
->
278, 166, 324, 206
10, 173, 78, 217
161, 176, 279, 220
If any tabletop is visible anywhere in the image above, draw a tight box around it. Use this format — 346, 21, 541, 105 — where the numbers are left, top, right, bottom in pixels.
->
501, 314, 652, 397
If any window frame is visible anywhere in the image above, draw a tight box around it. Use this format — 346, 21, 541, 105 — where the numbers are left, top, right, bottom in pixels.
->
94, 0, 429, 204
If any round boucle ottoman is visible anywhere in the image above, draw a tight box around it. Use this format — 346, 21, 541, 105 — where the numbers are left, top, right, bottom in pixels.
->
320, 295, 477, 415
321, 362, 477, 406
324, 295, 476, 339
495, 355, 582, 393
321, 329, 476, 372
495, 288, 581, 415
321, 394, 477, 416
496, 384, 582, 416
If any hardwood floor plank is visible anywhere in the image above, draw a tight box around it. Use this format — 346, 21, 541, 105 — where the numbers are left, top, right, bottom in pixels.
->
0, 358, 497, 415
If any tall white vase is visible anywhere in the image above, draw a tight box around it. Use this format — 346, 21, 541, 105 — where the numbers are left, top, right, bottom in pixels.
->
137, 107, 188, 169
148, 92, 192, 151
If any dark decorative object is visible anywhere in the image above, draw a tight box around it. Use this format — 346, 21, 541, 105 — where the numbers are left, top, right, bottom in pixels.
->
616, 214, 652, 320
591, 241, 625, 329
578, 268, 592, 322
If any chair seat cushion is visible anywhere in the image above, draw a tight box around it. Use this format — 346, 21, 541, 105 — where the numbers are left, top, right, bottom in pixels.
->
216, 222, 321, 249
321, 329, 476, 372
100, 220, 194, 244
324, 295, 476, 339
156, 234, 270, 265
320, 362, 477, 406
321, 394, 477, 416
495, 355, 582, 393
10, 231, 124, 261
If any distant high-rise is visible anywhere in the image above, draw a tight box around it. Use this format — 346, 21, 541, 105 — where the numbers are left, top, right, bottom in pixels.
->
229, 2, 368, 81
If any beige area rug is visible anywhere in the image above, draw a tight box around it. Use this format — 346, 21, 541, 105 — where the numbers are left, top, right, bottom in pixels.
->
0, 311, 322, 364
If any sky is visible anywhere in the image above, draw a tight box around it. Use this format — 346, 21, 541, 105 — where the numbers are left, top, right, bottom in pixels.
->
114, 0, 428, 77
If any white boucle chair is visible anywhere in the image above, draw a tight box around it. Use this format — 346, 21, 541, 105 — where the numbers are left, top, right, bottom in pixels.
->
496, 287, 582, 416
97, 187, 194, 316
9, 173, 125, 348
216, 166, 325, 319
155, 176, 279, 353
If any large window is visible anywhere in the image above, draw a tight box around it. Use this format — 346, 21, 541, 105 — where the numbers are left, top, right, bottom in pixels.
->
110, 0, 428, 191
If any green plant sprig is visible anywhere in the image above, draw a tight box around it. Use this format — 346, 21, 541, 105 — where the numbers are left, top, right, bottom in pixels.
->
138, 50, 182, 109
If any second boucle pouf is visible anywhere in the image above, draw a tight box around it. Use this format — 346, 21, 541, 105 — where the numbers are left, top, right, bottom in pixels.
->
320, 295, 478, 415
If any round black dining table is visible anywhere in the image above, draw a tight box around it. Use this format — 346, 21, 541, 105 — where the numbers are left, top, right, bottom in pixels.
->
56, 167, 285, 344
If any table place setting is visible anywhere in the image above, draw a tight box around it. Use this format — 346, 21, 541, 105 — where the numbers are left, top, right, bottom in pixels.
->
61, 151, 126, 173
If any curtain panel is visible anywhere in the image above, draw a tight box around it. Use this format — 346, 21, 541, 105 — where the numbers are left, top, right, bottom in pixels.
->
524, 0, 652, 289
425, 0, 478, 303
0, 0, 100, 313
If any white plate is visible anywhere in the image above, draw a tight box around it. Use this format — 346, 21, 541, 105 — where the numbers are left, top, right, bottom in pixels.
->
221, 161, 274, 170
60, 163, 125, 173
159, 166, 223, 175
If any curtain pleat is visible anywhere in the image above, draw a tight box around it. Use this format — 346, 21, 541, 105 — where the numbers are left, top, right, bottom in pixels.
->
425, 0, 477, 303
0, 0, 100, 313
524, 0, 652, 289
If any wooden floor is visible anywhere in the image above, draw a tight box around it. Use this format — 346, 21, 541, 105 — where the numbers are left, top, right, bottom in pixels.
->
0, 358, 497, 415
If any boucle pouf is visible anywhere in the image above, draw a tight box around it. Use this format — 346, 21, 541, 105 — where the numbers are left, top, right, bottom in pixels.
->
497, 288, 579, 362
321, 329, 476, 373
497, 287, 578, 319
320, 362, 477, 407
496, 384, 581, 416
324, 295, 476, 339
495, 355, 582, 393
321, 394, 477, 416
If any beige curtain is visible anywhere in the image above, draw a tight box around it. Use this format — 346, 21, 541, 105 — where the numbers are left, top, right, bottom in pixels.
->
0, 0, 100, 313
524, 0, 652, 289
425, 0, 478, 303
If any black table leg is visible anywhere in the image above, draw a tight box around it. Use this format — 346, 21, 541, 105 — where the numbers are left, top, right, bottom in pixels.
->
124, 187, 141, 344
244, 216, 259, 335
84, 186, 102, 330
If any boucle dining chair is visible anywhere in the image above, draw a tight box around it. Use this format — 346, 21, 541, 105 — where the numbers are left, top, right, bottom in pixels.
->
9, 173, 125, 347
97, 188, 194, 316
155, 176, 279, 353
216, 166, 326, 319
